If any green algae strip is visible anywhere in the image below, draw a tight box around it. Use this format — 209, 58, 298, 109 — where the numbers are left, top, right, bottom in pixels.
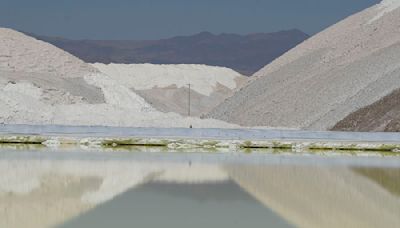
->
1, 134, 400, 154
0, 135, 47, 144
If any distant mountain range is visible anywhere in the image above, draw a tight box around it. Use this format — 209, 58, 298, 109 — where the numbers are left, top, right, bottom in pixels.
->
27, 30, 309, 75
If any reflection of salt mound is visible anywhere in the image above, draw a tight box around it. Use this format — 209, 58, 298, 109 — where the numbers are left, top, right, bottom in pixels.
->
208, 1, 400, 130
0, 28, 236, 128
0, 160, 229, 203
155, 165, 229, 184
93, 63, 247, 116
0, 159, 228, 228
226, 165, 400, 228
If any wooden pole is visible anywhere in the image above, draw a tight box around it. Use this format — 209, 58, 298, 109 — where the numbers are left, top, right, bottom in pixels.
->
188, 83, 191, 117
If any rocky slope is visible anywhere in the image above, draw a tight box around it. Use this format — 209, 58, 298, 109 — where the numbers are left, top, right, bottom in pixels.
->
29, 30, 309, 76
332, 88, 400, 132
208, 0, 400, 131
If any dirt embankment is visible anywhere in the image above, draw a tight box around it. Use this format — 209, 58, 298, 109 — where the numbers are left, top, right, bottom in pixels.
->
332, 89, 400, 132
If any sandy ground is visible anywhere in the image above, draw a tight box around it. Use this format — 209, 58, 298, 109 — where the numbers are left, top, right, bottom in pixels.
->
208, 0, 400, 130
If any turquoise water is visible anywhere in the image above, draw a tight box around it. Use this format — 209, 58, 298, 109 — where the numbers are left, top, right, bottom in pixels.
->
0, 149, 399, 228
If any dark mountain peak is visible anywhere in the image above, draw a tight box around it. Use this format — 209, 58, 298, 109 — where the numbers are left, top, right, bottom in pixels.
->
194, 31, 215, 37
22, 31, 63, 41
284, 28, 308, 34
29, 29, 309, 75
247, 29, 308, 39
168, 31, 216, 42
279, 29, 309, 38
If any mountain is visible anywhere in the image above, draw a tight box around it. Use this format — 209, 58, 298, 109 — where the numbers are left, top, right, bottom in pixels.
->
207, 0, 400, 131
27, 30, 309, 76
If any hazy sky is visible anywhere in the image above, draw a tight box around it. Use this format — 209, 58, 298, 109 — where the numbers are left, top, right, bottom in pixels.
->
1, 0, 380, 40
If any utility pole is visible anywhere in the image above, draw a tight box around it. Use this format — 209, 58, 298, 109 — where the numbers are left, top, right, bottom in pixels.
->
188, 83, 191, 117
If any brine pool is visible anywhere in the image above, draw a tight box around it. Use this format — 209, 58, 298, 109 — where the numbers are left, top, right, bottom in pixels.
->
0, 147, 399, 228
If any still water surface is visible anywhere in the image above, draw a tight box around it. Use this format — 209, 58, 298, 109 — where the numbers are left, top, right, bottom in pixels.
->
0, 149, 399, 228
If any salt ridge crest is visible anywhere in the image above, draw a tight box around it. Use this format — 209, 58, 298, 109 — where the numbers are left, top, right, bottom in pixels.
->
370, 0, 400, 22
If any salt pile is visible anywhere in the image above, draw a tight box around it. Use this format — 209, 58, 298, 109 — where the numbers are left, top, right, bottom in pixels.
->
208, 0, 400, 131
0, 28, 237, 128
370, 0, 400, 22
92, 63, 247, 116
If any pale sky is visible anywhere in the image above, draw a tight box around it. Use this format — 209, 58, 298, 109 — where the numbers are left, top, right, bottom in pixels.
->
0, 0, 380, 39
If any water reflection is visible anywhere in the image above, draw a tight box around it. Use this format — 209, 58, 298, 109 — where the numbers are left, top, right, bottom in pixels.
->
61, 180, 292, 228
0, 151, 399, 228
226, 165, 400, 228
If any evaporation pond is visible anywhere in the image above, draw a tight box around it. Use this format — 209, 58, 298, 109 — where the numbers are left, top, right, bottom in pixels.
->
0, 149, 399, 228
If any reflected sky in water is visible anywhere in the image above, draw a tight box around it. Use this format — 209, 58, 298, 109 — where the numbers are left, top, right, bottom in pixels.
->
60, 181, 292, 228
0, 149, 399, 228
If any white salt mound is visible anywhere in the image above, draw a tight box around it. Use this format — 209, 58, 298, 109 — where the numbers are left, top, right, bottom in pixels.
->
370, 0, 400, 22
92, 63, 245, 96
208, 1, 400, 130
0, 28, 96, 77
0, 28, 237, 128
92, 63, 247, 116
